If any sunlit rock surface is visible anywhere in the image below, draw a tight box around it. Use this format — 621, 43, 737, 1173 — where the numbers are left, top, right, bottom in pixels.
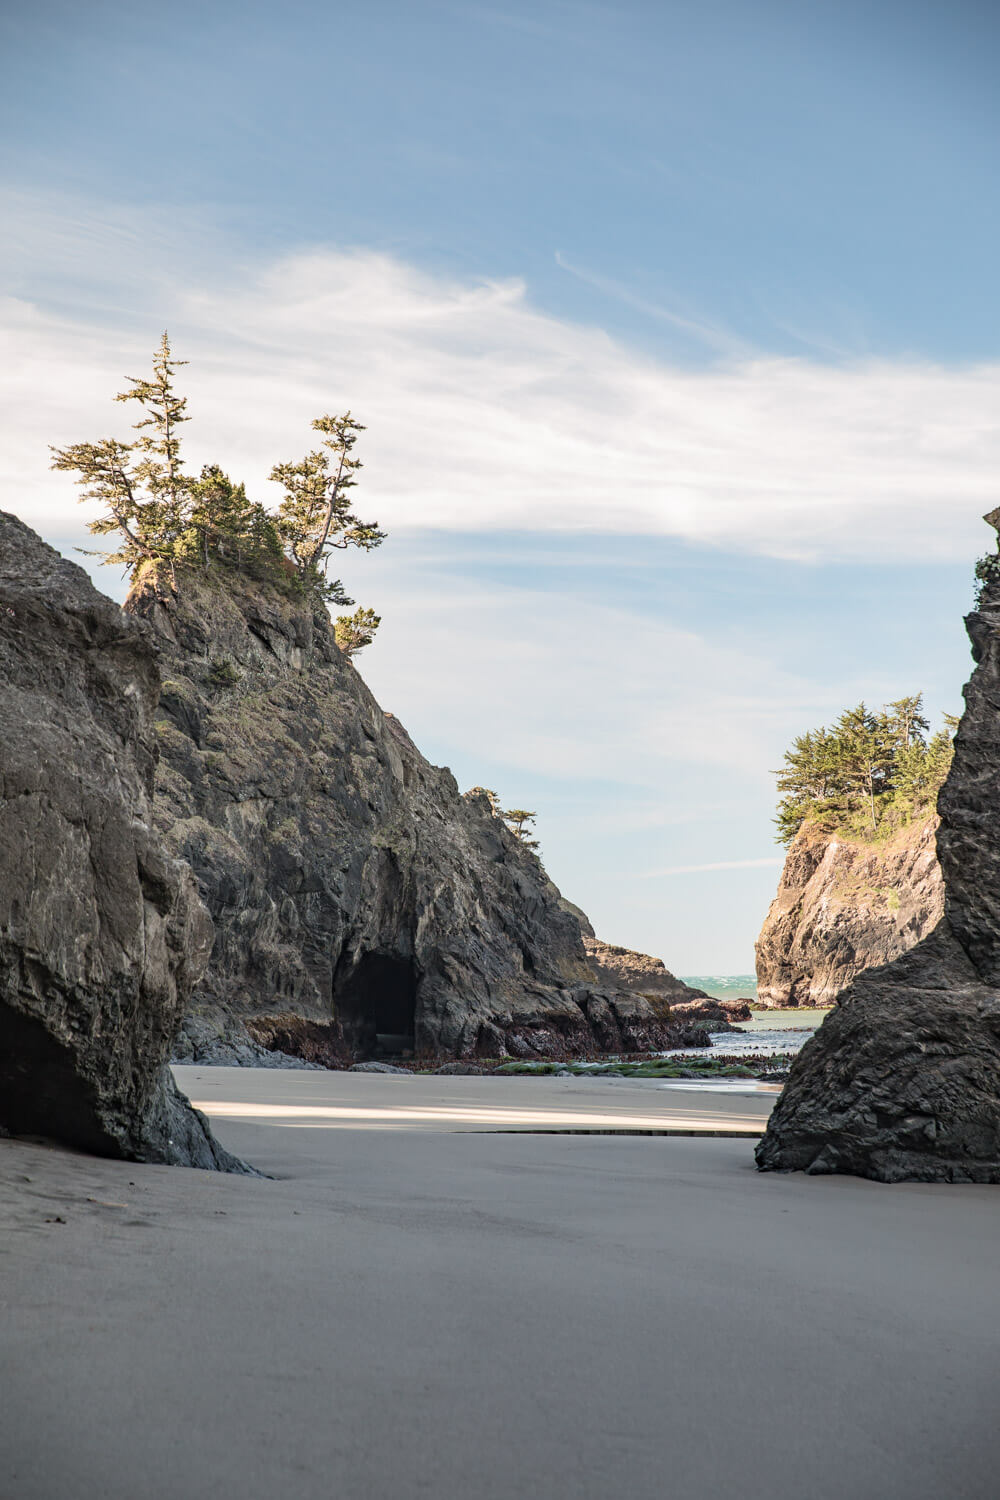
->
755, 818, 943, 1008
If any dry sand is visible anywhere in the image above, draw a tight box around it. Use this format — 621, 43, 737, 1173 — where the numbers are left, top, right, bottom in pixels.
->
2, 1068, 998, 1500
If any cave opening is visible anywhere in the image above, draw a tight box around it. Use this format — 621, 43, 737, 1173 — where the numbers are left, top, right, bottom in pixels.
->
0, 1001, 114, 1154
334, 952, 418, 1058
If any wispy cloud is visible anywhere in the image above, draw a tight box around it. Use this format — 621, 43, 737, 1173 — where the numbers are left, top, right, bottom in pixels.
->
639, 857, 785, 877
554, 249, 749, 356
361, 570, 824, 782
2, 192, 998, 570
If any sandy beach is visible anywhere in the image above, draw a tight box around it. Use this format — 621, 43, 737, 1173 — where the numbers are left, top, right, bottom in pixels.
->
2, 1069, 998, 1500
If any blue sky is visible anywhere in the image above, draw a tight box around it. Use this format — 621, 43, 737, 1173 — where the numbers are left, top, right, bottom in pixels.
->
2, 0, 997, 969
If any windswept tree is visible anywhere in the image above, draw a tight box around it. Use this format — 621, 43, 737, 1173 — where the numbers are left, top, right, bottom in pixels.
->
503, 808, 540, 850
885, 694, 930, 751
51, 332, 193, 582
51, 339, 386, 631
271, 413, 385, 602
334, 606, 381, 659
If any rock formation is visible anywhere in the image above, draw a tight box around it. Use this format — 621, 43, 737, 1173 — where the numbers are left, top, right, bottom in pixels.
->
580, 937, 747, 1027
582, 937, 707, 1002
130, 566, 700, 1061
0, 513, 244, 1169
757, 514, 1000, 1183
754, 817, 944, 1007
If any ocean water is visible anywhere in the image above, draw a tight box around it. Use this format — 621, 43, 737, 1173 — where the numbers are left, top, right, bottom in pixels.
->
661, 1007, 828, 1062
680, 974, 757, 1002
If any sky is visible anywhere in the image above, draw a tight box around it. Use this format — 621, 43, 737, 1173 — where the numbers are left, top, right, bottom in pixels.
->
2, 0, 998, 971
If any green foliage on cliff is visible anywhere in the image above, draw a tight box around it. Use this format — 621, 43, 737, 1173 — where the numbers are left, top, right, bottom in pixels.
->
51, 335, 383, 628
501, 807, 540, 850
334, 606, 381, 658
774, 693, 957, 846
974, 551, 1000, 606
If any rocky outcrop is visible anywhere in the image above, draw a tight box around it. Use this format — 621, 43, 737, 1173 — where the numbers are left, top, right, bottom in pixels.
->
0, 513, 245, 1169
130, 567, 698, 1061
582, 937, 707, 1002
581, 937, 737, 1032
757, 513, 1000, 1183
754, 818, 944, 1007
671, 996, 753, 1026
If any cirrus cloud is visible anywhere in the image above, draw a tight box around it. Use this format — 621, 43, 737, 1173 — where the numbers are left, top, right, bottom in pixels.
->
1, 195, 998, 567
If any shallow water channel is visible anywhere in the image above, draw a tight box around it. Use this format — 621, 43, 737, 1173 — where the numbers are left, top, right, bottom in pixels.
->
660, 1007, 828, 1061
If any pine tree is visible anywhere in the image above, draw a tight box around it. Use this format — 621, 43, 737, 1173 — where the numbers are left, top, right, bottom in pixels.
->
51, 332, 193, 585
774, 695, 958, 845
271, 413, 385, 601
834, 703, 893, 832
334, 606, 381, 659
503, 808, 540, 850
52, 342, 387, 627
182, 465, 284, 575
50, 435, 156, 574
885, 694, 930, 750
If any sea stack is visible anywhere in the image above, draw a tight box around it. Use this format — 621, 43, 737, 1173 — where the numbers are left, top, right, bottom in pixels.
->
126, 563, 701, 1062
756, 512, 1000, 1183
0, 512, 245, 1168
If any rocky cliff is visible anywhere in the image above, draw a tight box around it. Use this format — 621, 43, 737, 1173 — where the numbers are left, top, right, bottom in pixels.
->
582, 937, 706, 1002
129, 567, 697, 1061
754, 817, 944, 1007
757, 513, 1000, 1183
580, 937, 747, 1027
0, 513, 243, 1169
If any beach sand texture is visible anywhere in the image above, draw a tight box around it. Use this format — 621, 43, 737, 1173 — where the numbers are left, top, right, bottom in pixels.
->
2, 1070, 997, 1500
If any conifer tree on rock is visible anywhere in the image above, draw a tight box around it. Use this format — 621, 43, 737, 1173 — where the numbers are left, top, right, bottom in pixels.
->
50, 337, 385, 630
503, 808, 540, 850
51, 332, 193, 583
270, 413, 385, 604
334, 606, 381, 658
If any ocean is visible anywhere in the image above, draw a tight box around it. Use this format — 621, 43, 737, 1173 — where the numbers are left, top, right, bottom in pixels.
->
680, 973, 757, 1002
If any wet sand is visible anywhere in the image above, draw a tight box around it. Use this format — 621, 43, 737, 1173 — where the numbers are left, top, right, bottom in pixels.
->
2, 1069, 997, 1500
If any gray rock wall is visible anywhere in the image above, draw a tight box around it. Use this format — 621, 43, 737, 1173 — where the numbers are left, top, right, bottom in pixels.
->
130, 567, 694, 1060
0, 513, 244, 1168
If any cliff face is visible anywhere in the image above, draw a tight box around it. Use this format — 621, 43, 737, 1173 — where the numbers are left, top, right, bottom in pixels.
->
0, 513, 242, 1169
754, 818, 944, 1008
130, 568, 692, 1060
757, 518, 1000, 1182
